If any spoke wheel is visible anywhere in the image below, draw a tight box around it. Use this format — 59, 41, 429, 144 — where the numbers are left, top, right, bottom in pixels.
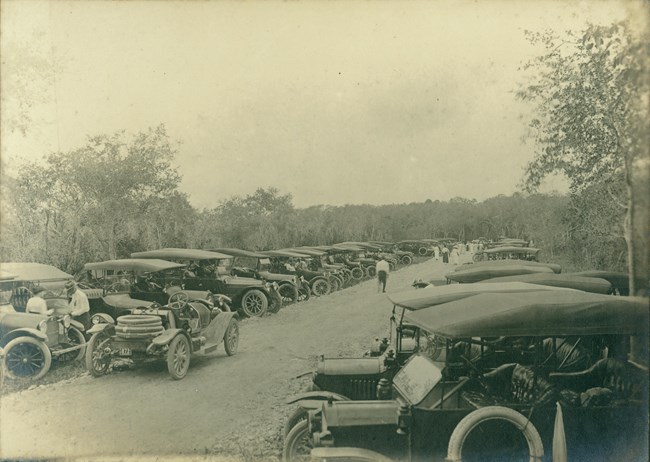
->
4, 336, 52, 380
56, 326, 86, 363
167, 335, 191, 380
366, 266, 377, 278
240, 289, 268, 317
329, 276, 341, 291
282, 420, 313, 462
350, 267, 364, 280
223, 319, 239, 356
401, 255, 413, 265
278, 283, 299, 304
85, 332, 113, 377
310, 278, 331, 297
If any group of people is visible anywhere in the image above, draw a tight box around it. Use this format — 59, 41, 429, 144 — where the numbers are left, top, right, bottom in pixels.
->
25, 280, 91, 329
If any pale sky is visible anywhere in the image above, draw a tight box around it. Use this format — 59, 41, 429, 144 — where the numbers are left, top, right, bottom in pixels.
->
0, 0, 635, 208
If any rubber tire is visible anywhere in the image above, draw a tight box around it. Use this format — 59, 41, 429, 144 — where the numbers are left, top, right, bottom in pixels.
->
350, 267, 364, 280
299, 282, 311, 302
223, 319, 239, 356
85, 332, 112, 377
366, 266, 377, 278
283, 407, 308, 438
329, 276, 341, 292
115, 325, 165, 334
400, 255, 413, 265
116, 315, 162, 326
282, 419, 312, 462
278, 283, 299, 304
418, 247, 429, 256
446, 406, 544, 462
240, 289, 268, 317
3, 336, 52, 380
167, 335, 191, 380
57, 326, 86, 363
472, 253, 483, 262
268, 291, 283, 314
310, 278, 331, 297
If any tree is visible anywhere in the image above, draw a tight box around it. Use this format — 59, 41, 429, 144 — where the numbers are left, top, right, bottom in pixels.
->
517, 19, 650, 294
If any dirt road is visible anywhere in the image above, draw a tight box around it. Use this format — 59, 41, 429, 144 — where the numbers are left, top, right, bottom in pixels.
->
0, 256, 456, 460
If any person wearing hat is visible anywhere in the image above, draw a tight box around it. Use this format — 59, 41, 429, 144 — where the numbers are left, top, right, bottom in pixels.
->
66, 281, 90, 329
26, 286, 52, 315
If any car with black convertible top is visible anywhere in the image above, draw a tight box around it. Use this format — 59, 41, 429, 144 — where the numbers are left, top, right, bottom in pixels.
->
284, 290, 648, 462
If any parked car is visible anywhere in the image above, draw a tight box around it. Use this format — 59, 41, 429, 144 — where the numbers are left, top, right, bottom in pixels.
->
210, 248, 303, 304
85, 290, 238, 380
130, 249, 282, 317
0, 262, 74, 312
396, 240, 433, 256
79, 258, 216, 322
481, 273, 613, 294
473, 246, 541, 262
262, 250, 336, 297
0, 298, 86, 380
284, 291, 648, 462
284, 282, 570, 436
445, 261, 556, 284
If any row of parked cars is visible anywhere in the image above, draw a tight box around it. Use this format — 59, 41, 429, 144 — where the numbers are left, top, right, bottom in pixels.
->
0, 240, 434, 382
282, 258, 649, 461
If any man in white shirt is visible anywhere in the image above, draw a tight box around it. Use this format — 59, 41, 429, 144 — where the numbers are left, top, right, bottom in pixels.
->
66, 281, 90, 329
375, 259, 390, 293
26, 286, 52, 315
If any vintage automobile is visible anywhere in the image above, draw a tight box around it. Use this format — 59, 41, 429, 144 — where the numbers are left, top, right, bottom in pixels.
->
283, 282, 571, 437
1, 309, 87, 380
79, 259, 219, 321
210, 248, 303, 304
130, 249, 282, 317
0, 262, 74, 312
446, 261, 556, 284
284, 291, 648, 462
481, 273, 613, 294
396, 240, 433, 256
455, 259, 562, 274
85, 290, 239, 380
473, 246, 541, 262
262, 250, 336, 296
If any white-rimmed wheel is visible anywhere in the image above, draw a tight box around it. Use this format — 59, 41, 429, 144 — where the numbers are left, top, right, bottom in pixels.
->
240, 289, 268, 317
282, 419, 313, 462
85, 331, 112, 377
167, 334, 191, 380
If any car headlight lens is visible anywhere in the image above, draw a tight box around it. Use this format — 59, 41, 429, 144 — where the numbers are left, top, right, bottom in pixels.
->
38, 320, 48, 332
63, 315, 71, 328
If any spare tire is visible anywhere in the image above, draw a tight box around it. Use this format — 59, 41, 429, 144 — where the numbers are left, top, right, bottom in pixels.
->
446, 406, 544, 462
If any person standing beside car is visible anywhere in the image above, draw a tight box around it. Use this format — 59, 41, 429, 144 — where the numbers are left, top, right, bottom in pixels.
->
65, 281, 90, 329
376, 258, 390, 293
26, 286, 52, 315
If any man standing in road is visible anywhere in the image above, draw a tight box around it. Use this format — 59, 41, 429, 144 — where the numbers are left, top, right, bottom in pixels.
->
66, 280, 90, 329
376, 258, 390, 293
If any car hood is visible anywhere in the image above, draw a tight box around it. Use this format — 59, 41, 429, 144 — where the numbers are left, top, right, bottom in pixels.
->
221, 276, 264, 287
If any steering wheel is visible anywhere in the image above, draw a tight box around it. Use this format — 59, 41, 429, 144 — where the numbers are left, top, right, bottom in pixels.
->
168, 291, 189, 308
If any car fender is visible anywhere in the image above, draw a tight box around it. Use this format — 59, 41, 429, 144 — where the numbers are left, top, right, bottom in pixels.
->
286, 391, 350, 406
70, 319, 85, 331
90, 313, 115, 325
1, 328, 48, 346
87, 322, 115, 335
150, 329, 188, 348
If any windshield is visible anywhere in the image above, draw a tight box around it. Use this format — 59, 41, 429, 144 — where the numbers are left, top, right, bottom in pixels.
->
392, 355, 442, 405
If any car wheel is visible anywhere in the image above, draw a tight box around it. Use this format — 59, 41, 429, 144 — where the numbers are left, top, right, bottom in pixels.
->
3, 336, 52, 380
310, 278, 331, 297
223, 319, 239, 356
56, 326, 86, 363
240, 289, 268, 317
85, 331, 112, 377
282, 419, 313, 462
472, 253, 483, 262
278, 283, 299, 304
329, 276, 341, 292
366, 266, 377, 278
283, 407, 307, 437
401, 255, 413, 265
267, 291, 283, 314
418, 247, 429, 256
167, 335, 191, 380
350, 267, 364, 280
298, 282, 311, 302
